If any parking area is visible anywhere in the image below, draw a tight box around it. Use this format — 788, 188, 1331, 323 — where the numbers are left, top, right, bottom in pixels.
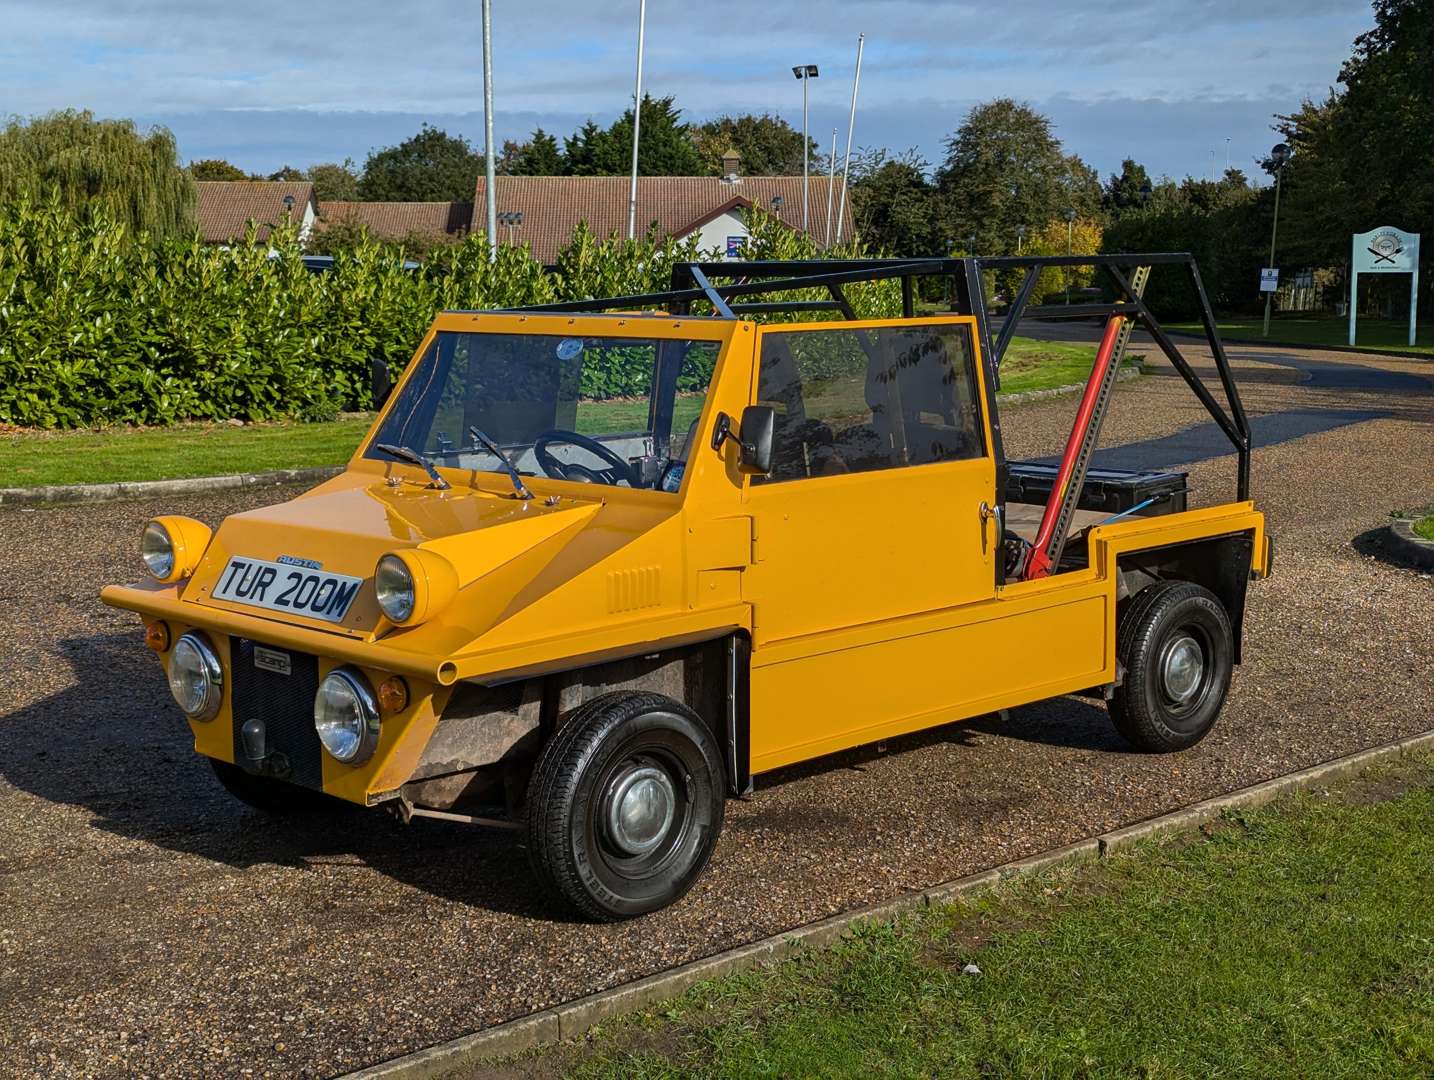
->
2, 339, 1432, 1078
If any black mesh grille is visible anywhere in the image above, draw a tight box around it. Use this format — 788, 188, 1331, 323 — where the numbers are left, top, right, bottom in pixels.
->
230, 639, 324, 789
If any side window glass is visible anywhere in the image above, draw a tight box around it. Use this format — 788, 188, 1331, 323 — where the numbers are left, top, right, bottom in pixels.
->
752, 324, 984, 484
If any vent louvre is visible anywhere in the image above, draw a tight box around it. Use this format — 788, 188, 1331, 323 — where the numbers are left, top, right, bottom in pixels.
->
607, 567, 661, 613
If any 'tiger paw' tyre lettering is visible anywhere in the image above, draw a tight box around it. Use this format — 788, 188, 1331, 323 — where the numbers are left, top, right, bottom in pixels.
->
1109, 580, 1233, 753
525, 691, 725, 921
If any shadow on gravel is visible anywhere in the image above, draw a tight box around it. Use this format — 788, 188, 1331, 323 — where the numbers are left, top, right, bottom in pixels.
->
1351, 524, 1433, 573
963, 699, 1130, 752
0, 631, 583, 924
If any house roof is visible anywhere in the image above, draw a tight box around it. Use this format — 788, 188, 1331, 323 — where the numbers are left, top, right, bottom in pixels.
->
194, 181, 316, 243
317, 201, 473, 241
472, 175, 853, 263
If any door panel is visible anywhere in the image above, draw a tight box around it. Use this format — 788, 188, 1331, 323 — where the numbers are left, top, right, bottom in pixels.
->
743, 318, 999, 763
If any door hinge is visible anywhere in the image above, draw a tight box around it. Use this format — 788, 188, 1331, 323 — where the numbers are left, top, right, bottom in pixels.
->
749, 515, 762, 564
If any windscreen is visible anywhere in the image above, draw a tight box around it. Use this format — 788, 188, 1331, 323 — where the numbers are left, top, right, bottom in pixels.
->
366, 331, 720, 490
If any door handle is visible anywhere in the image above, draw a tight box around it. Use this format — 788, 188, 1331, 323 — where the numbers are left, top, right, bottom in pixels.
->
979, 501, 999, 523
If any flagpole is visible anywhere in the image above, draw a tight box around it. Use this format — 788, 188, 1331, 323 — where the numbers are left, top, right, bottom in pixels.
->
481, 0, 498, 262
835, 33, 864, 244
626, 0, 647, 240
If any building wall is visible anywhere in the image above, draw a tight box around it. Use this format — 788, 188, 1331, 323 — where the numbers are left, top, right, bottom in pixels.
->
690, 209, 754, 260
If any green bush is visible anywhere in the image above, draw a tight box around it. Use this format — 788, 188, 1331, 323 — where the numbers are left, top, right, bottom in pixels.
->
0, 199, 887, 428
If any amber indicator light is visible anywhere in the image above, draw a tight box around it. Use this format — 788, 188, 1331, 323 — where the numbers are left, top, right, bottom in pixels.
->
377, 675, 409, 716
144, 621, 171, 652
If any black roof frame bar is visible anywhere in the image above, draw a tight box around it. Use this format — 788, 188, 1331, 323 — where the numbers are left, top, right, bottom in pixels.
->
520, 253, 1251, 502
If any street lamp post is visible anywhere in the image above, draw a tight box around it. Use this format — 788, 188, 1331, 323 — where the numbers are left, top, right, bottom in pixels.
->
1063, 207, 1076, 305
497, 210, 523, 246
1262, 142, 1292, 338
1015, 224, 1026, 255
792, 64, 818, 233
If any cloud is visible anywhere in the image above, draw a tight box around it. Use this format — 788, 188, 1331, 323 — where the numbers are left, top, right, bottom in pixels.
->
0, 0, 1370, 178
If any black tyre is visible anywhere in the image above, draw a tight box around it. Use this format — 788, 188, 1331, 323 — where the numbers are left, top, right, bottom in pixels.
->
209, 759, 333, 815
525, 691, 725, 921
1109, 580, 1233, 752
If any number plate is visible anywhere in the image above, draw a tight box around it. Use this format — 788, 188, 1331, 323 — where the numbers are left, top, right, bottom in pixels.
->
212, 556, 363, 624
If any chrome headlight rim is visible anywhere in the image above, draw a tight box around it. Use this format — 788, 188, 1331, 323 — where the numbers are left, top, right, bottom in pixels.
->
169, 631, 223, 722
314, 666, 380, 765
374, 553, 416, 624
141, 520, 177, 581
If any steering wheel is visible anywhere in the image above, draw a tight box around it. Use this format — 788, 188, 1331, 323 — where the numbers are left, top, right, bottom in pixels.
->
533, 430, 638, 486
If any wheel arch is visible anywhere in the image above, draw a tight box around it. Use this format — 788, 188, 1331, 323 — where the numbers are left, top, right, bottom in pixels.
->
1116, 530, 1255, 662
400, 631, 751, 811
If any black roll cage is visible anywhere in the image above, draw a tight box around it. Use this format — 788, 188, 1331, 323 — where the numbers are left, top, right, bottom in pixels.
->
522, 254, 1252, 503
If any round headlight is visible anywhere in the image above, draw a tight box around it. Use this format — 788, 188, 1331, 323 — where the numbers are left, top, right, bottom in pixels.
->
314, 667, 380, 764
375, 554, 415, 623
141, 521, 176, 580
168, 632, 222, 721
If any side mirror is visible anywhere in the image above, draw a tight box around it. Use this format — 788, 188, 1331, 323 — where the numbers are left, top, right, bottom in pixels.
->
712, 406, 775, 476
371, 357, 393, 410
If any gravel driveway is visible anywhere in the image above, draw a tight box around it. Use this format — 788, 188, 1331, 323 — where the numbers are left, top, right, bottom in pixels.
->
2, 340, 1431, 1078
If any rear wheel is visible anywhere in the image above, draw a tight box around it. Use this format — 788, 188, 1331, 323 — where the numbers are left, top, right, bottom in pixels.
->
209, 759, 333, 815
525, 691, 725, 921
1109, 581, 1233, 752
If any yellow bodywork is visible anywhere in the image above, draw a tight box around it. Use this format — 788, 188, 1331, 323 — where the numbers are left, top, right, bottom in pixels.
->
101, 309, 1269, 805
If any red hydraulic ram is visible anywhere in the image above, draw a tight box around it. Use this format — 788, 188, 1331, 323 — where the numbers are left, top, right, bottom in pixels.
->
1022, 313, 1128, 580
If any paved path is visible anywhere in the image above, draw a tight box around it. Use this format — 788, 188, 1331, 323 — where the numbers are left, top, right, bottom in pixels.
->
2, 339, 1432, 1078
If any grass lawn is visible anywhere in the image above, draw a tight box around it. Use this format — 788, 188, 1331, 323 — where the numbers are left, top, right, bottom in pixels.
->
1169, 315, 1434, 355
0, 338, 1107, 489
508, 755, 1434, 1079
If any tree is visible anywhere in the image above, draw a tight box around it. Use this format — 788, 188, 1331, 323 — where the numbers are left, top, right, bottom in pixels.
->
0, 110, 194, 238
358, 124, 483, 201
691, 114, 812, 176
565, 95, 704, 176
1104, 159, 1153, 215
266, 165, 305, 182
1026, 216, 1105, 300
1272, 96, 1352, 271
1058, 154, 1105, 222
1336, 0, 1434, 243
190, 158, 247, 181
307, 159, 360, 200
500, 128, 564, 175
849, 149, 940, 256
934, 99, 1075, 252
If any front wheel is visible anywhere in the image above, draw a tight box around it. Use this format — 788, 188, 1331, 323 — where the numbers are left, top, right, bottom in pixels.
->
1109, 581, 1233, 752
525, 691, 725, 921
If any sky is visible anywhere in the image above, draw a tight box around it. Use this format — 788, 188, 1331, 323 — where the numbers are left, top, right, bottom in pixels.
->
0, 0, 1374, 184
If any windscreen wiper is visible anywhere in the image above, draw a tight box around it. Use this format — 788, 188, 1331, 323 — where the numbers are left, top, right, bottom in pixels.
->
468, 426, 534, 500
373, 443, 451, 490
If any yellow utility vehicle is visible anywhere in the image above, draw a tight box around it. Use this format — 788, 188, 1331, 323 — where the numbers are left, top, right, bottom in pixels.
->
103, 256, 1271, 920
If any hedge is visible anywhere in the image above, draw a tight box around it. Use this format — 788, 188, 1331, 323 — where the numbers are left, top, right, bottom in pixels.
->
0, 200, 894, 429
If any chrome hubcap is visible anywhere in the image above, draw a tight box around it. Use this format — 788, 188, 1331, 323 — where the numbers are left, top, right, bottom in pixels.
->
1162, 635, 1204, 704
605, 764, 676, 856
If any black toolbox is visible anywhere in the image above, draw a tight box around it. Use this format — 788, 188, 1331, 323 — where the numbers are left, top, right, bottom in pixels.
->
1005, 462, 1188, 516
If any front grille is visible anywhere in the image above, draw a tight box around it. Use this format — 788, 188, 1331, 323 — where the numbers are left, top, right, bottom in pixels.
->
229, 638, 324, 789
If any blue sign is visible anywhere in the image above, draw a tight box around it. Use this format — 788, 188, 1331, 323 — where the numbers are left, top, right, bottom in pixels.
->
726, 235, 746, 259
